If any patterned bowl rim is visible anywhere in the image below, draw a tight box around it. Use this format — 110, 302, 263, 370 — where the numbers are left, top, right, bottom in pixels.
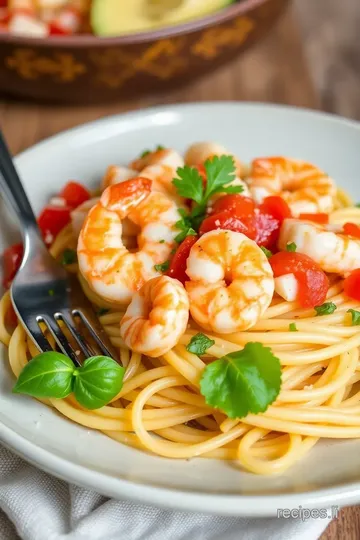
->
0, 0, 277, 48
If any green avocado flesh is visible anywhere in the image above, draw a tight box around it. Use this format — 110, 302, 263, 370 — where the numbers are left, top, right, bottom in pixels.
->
92, 0, 233, 37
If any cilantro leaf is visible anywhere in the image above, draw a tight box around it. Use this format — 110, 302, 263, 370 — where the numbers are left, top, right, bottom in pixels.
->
347, 309, 360, 325
220, 184, 244, 195
286, 242, 297, 252
156, 144, 165, 151
200, 343, 281, 419
289, 323, 298, 332
172, 166, 204, 204
154, 261, 170, 273
260, 246, 273, 258
140, 149, 150, 158
186, 333, 215, 355
315, 302, 337, 316
61, 248, 77, 266
203, 155, 236, 199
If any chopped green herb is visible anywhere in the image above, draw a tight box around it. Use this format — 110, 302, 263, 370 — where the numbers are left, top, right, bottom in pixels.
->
61, 248, 77, 266
186, 333, 215, 355
356, 203, 360, 208
48, 289, 54, 297
159, 239, 165, 244
315, 302, 337, 316
140, 149, 150, 158
97, 308, 110, 316
286, 242, 297, 252
289, 323, 298, 332
170, 248, 177, 255
200, 343, 281, 419
156, 145, 165, 151
347, 309, 360, 325
154, 260, 170, 273
172, 155, 242, 232
260, 246, 273, 258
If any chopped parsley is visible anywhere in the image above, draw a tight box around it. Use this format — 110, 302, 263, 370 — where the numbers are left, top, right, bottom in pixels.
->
289, 323, 298, 332
61, 249, 77, 266
260, 246, 273, 258
347, 309, 360, 325
314, 302, 337, 316
154, 260, 170, 273
286, 242, 297, 252
186, 333, 215, 355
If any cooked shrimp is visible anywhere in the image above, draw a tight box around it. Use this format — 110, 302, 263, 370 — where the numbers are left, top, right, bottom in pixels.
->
130, 147, 184, 174
184, 141, 243, 176
71, 196, 139, 249
102, 166, 137, 190
120, 276, 189, 357
279, 218, 360, 276
78, 178, 179, 305
140, 164, 185, 203
248, 157, 336, 216
185, 230, 274, 333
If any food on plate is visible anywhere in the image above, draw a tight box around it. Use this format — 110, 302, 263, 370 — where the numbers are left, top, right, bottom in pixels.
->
2, 143, 360, 476
0, 0, 234, 37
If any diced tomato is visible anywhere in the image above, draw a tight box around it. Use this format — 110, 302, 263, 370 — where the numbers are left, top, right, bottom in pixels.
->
167, 235, 198, 285
2, 243, 23, 289
59, 181, 90, 209
344, 269, 360, 301
299, 213, 329, 224
49, 22, 70, 35
253, 210, 280, 249
199, 211, 256, 238
211, 194, 255, 217
0, 1, 8, 8
270, 251, 329, 307
38, 206, 71, 245
259, 196, 292, 224
343, 222, 360, 239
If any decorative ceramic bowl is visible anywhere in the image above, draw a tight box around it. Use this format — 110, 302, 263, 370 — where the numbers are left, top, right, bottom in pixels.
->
0, 0, 289, 104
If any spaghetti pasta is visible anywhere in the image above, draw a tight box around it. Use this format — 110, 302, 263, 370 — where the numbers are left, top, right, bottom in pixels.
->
2, 157, 360, 476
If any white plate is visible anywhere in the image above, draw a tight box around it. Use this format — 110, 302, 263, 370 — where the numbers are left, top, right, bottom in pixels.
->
2, 103, 360, 517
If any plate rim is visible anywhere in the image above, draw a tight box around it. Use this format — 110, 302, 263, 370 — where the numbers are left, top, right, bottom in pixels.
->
2, 101, 360, 516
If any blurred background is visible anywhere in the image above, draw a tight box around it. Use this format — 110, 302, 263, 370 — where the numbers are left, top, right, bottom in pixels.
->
0, 1, 359, 537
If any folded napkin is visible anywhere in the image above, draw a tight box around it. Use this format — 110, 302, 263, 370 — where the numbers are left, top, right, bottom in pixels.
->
0, 444, 331, 540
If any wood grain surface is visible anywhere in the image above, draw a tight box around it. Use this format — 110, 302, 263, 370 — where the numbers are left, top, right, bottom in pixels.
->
0, 1, 360, 538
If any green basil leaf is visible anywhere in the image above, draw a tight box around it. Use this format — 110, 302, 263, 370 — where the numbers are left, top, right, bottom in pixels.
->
200, 343, 281, 419
347, 309, 360, 325
289, 323, 298, 332
97, 308, 110, 316
186, 333, 215, 355
13, 352, 75, 399
315, 302, 337, 316
73, 356, 125, 410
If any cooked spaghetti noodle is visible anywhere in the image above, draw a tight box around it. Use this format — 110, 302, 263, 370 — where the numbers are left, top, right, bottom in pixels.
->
2, 150, 360, 476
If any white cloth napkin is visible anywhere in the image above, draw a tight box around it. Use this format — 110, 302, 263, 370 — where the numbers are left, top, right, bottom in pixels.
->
0, 444, 331, 540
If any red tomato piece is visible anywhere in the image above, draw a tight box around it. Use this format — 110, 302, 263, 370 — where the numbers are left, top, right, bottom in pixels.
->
2, 243, 23, 289
299, 213, 329, 224
343, 222, 360, 239
344, 269, 360, 301
199, 211, 256, 239
270, 251, 329, 307
59, 181, 91, 209
253, 210, 280, 249
259, 196, 292, 223
211, 194, 255, 217
167, 235, 198, 285
0, 1, 8, 7
49, 22, 70, 35
38, 206, 71, 245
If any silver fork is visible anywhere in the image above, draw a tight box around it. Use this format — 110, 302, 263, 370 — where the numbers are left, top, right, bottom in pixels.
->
0, 131, 119, 366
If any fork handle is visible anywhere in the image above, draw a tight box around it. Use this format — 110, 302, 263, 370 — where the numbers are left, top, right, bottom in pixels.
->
0, 130, 39, 230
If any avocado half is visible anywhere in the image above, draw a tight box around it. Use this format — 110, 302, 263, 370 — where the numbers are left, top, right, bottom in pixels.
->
92, 0, 234, 37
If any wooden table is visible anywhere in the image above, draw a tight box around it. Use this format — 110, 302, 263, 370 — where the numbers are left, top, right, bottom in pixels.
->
1, 1, 360, 538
